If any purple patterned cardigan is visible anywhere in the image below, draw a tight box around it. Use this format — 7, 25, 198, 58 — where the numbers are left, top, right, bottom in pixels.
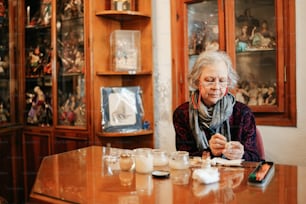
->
173, 101, 260, 161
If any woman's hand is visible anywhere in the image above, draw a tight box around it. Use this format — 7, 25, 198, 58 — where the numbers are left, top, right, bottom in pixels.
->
209, 133, 227, 157
222, 141, 244, 160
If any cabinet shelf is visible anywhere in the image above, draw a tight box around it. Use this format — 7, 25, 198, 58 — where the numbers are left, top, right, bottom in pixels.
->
58, 16, 84, 22
60, 72, 84, 77
97, 129, 153, 137
96, 70, 152, 76
95, 10, 150, 21
25, 25, 51, 30
236, 49, 276, 56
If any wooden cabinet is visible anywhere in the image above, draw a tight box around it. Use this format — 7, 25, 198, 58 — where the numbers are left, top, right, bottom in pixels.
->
171, 0, 296, 126
18, 0, 154, 199
91, 0, 154, 148
0, 0, 24, 203
22, 128, 51, 199
22, 0, 90, 130
19, 0, 91, 200
0, 0, 19, 125
0, 127, 23, 204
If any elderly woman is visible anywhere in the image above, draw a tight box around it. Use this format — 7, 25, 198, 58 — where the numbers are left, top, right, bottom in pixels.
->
173, 50, 260, 161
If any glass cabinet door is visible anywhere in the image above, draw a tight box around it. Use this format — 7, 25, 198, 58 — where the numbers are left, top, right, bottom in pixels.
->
187, 0, 222, 72
0, 0, 11, 124
24, 0, 52, 126
171, 0, 296, 125
234, 0, 283, 112
56, 0, 86, 127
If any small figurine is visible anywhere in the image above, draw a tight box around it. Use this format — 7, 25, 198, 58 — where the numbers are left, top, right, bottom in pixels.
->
39, 102, 53, 126
74, 97, 86, 126
236, 8, 259, 36
188, 31, 197, 55
0, 0, 6, 27
0, 55, 9, 74
247, 82, 259, 106
122, 0, 131, 11
235, 24, 256, 52
235, 87, 249, 104
263, 85, 276, 105
28, 46, 44, 76
58, 31, 84, 74
63, 0, 83, 19
27, 86, 51, 125
252, 20, 276, 49
0, 102, 9, 123
59, 94, 78, 125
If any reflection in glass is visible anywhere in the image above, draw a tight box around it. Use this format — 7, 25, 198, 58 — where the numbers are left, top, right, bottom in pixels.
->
170, 169, 191, 185
187, 1, 219, 57
25, 1, 53, 126
235, 0, 277, 107
136, 173, 153, 195
56, 0, 86, 126
0, 0, 10, 124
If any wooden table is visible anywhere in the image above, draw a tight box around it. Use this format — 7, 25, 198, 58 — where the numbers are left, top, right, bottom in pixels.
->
30, 146, 301, 204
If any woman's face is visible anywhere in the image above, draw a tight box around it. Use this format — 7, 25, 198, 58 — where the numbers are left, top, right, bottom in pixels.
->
198, 61, 228, 107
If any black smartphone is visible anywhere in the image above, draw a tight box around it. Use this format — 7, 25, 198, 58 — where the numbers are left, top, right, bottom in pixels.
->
248, 161, 275, 187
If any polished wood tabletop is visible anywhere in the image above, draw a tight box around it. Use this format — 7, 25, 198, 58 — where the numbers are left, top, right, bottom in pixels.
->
30, 146, 301, 204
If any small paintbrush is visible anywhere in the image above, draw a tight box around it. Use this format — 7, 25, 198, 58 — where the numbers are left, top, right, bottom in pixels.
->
203, 123, 216, 135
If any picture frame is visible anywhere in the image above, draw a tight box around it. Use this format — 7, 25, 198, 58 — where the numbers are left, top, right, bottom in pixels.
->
100, 86, 144, 132
110, 30, 141, 72
111, 0, 134, 11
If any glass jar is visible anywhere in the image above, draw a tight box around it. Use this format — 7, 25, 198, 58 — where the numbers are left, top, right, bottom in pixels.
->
119, 153, 134, 171
134, 148, 153, 174
152, 149, 169, 167
169, 151, 190, 170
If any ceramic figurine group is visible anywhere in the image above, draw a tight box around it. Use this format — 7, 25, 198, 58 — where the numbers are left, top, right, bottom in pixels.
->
26, 86, 53, 126
61, 0, 83, 19
57, 31, 84, 74
58, 93, 86, 126
236, 81, 276, 106
236, 9, 276, 52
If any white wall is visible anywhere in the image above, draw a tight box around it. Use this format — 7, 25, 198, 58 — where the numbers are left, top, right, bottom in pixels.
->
152, 0, 176, 152
152, 0, 306, 166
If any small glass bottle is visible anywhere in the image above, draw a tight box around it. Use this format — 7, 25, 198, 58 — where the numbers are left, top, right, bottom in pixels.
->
119, 153, 134, 171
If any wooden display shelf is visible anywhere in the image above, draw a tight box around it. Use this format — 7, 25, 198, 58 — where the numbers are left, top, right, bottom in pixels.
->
95, 10, 150, 21
97, 129, 153, 137
96, 70, 152, 76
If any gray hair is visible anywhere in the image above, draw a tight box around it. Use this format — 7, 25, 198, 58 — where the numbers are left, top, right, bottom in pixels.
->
188, 50, 239, 90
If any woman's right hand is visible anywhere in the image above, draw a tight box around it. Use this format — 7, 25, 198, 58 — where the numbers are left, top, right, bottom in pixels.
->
209, 133, 227, 157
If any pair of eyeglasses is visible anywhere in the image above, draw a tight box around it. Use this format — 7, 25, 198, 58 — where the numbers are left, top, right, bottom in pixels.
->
201, 81, 228, 88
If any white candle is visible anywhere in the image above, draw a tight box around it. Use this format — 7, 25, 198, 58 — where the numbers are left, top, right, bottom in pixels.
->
27, 6, 30, 25
135, 155, 153, 173
134, 148, 153, 174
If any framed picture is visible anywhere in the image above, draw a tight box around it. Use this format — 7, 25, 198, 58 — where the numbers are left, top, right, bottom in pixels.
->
111, 0, 134, 11
100, 86, 144, 132
110, 30, 141, 72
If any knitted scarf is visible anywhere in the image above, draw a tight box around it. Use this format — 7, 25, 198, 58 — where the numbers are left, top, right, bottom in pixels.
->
189, 91, 236, 150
